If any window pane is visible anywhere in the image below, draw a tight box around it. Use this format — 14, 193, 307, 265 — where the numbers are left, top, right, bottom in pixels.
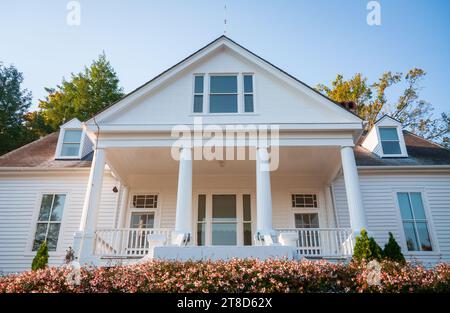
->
212, 223, 237, 245
403, 222, 419, 251
210, 95, 238, 113
38, 195, 53, 221
33, 223, 48, 251
63, 130, 82, 143
50, 195, 65, 221
130, 213, 154, 228
410, 193, 426, 220
197, 223, 205, 246
243, 195, 251, 221
197, 195, 206, 221
194, 95, 203, 113
294, 214, 305, 228
46, 223, 61, 251
379, 128, 399, 141
212, 195, 236, 220
416, 222, 432, 251
194, 76, 204, 93
243, 222, 252, 246
210, 76, 237, 93
295, 214, 319, 228
310, 214, 319, 228
61, 143, 80, 156
244, 75, 253, 93
244, 95, 254, 113
398, 193, 413, 219
381, 141, 401, 154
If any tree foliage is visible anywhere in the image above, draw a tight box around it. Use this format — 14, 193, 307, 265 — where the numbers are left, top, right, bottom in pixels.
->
317, 69, 449, 146
353, 229, 383, 262
31, 241, 49, 271
383, 232, 405, 263
38, 53, 124, 130
0, 63, 37, 155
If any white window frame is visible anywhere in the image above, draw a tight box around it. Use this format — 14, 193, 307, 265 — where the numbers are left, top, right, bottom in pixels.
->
243, 73, 255, 113
191, 73, 257, 115
27, 191, 69, 254
126, 193, 161, 229
192, 74, 205, 113
289, 190, 326, 229
392, 188, 440, 256
376, 125, 408, 158
56, 128, 86, 159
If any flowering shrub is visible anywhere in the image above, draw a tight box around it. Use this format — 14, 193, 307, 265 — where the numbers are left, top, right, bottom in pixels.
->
0, 259, 449, 293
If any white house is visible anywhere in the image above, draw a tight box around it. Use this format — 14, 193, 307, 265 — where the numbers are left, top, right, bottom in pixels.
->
1, 36, 449, 273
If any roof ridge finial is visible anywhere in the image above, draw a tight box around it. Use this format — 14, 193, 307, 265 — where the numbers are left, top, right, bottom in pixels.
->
224, 2, 227, 35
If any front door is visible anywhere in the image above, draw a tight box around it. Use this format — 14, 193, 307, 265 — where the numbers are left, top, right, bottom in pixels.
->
211, 195, 237, 245
195, 193, 253, 246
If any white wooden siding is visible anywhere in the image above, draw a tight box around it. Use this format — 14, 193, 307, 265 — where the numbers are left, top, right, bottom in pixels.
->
333, 172, 450, 264
0, 172, 118, 274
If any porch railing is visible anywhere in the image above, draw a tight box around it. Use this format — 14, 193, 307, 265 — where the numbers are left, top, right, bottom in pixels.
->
94, 228, 173, 258
275, 228, 354, 258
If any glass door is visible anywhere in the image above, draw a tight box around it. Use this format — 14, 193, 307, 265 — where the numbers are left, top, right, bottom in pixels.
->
211, 195, 237, 245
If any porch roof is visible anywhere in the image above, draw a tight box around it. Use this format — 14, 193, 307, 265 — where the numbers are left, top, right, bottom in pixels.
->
1, 131, 449, 169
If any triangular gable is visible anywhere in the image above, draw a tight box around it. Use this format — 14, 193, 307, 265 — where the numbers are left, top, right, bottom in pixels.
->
88, 36, 362, 125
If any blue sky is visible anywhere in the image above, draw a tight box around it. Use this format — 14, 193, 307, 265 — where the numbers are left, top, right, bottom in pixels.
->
1, 0, 449, 115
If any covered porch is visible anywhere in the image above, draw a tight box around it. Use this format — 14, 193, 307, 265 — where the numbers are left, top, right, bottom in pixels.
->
74, 142, 365, 263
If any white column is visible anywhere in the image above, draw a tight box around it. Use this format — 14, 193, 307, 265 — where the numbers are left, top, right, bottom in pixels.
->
173, 147, 193, 242
117, 185, 129, 228
74, 148, 106, 263
340, 146, 367, 234
256, 147, 274, 239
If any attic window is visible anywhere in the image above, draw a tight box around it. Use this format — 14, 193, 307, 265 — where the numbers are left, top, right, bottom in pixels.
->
61, 130, 82, 157
379, 127, 401, 155
210, 75, 238, 113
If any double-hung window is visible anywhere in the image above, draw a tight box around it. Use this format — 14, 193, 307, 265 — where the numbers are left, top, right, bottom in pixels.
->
243, 75, 254, 112
379, 127, 401, 155
61, 130, 82, 157
209, 75, 238, 113
193, 75, 204, 113
33, 194, 66, 251
397, 192, 432, 251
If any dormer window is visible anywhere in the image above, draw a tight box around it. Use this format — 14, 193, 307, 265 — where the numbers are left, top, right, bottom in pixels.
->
379, 127, 401, 155
61, 130, 82, 157
55, 118, 93, 160
361, 115, 408, 158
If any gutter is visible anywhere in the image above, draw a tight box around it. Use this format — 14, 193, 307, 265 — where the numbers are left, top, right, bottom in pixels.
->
357, 165, 450, 173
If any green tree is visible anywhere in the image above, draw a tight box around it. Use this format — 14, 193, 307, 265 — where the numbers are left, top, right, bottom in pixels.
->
39, 53, 124, 130
317, 69, 449, 147
383, 232, 405, 263
0, 63, 36, 155
353, 229, 382, 262
31, 241, 49, 271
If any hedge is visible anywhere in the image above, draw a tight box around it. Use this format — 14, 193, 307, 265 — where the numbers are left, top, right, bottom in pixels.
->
0, 259, 449, 293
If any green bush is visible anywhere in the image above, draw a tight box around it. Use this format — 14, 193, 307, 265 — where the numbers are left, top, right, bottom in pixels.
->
31, 241, 49, 271
353, 229, 382, 262
369, 237, 383, 260
383, 232, 405, 263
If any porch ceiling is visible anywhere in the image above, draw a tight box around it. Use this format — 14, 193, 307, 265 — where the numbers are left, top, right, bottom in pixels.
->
105, 146, 341, 184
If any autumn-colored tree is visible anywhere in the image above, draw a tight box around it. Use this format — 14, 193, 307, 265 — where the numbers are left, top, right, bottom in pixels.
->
317, 69, 449, 147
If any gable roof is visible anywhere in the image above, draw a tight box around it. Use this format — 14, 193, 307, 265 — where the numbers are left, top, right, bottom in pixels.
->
88, 35, 362, 124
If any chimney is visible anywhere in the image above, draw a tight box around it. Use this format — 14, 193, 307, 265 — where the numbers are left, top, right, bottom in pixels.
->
339, 101, 357, 114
